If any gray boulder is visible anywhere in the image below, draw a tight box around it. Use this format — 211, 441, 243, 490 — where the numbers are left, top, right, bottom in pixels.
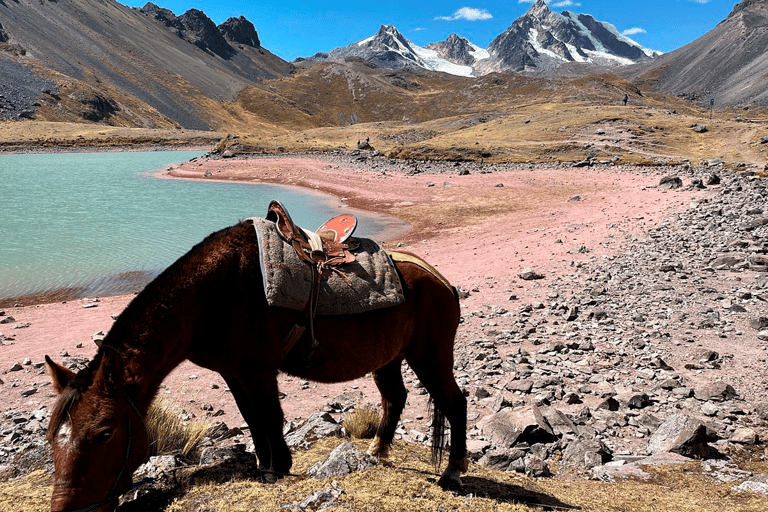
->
477, 448, 526, 472
646, 414, 712, 458
306, 442, 377, 479
284, 412, 345, 449
477, 405, 556, 448
695, 382, 737, 402
658, 176, 683, 189
562, 438, 612, 469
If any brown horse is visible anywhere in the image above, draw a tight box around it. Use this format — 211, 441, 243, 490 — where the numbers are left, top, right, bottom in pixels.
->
45, 219, 467, 512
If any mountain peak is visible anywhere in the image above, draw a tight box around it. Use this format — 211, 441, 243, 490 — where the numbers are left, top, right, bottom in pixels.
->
487, 2, 658, 72
368, 24, 414, 52
219, 16, 261, 48
528, 0, 553, 18
426, 33, 487, 67
308, 24, 476, 76
377, 24, 400, 36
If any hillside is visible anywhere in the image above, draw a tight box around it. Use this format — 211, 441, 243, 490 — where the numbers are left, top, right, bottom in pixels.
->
224, 64, 768, 168
0, 0, 292, 130
630, 0, 768, 106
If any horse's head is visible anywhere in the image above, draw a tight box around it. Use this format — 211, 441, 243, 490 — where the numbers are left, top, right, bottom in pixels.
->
45, 349, 149, 512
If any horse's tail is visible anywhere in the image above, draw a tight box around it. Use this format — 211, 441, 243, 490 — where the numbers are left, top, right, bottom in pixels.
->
429, 396, 447, 469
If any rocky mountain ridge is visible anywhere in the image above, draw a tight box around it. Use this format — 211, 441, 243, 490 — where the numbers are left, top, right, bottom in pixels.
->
0, 0, 292, 129
139, 3, 261, 58
481, 0, 659, 73
629, 0, 768, 106
307, 0, 659, 76
304, 25, 479, 77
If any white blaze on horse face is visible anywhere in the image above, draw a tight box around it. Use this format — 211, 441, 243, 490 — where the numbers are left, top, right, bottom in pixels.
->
56, 420, 73, 446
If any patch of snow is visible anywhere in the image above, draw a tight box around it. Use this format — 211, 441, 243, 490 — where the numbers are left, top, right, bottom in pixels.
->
562, 12, 661, 59
412, 45, 475, 77
583, 49, 635, 66
564, 43, 588, 63
595, 19, 662, 58
528, 28, 568, 63
468, 41, 490, 61
563, 13, 608, 54
357, 36, 375, 46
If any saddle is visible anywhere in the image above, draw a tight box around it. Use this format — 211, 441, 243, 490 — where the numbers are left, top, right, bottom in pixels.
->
264, 200, 359, 363
265, 200, 357, 267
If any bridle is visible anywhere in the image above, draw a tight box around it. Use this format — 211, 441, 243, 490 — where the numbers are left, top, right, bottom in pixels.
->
56, 393, 148, 512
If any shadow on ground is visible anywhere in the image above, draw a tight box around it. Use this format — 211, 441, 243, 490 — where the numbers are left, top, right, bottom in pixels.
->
458, 476, 578, 511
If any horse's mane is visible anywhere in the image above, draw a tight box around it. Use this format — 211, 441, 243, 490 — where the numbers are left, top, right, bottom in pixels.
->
48, 220, 254, 441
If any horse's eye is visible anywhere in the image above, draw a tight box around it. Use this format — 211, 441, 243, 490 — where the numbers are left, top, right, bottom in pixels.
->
94, 430, 113, 444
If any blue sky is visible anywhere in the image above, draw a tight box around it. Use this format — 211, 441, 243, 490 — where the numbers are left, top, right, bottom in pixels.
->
127, 0, 739, 60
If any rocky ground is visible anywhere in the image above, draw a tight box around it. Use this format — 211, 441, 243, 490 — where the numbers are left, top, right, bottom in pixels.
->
1, 154, 768, 503
0, 60, 56, 121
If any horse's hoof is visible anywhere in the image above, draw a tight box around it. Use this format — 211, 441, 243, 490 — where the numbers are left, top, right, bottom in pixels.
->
367, 437, 390, 459
261, 471, 283, 484
437, 474, 462, 491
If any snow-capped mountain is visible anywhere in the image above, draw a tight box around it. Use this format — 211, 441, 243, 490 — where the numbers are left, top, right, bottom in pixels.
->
305, 1, 659, 77
484, 0, 660, 72
425, 34, 490, 67
306, 25, 478, 77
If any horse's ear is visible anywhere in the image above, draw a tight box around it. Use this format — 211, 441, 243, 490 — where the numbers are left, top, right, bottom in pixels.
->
94, 348, 125, 394
45, 355, 77, 394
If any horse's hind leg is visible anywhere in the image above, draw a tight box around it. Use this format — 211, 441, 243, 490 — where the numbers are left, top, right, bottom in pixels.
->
406, 354, 467, 488
367, 358, 407, 459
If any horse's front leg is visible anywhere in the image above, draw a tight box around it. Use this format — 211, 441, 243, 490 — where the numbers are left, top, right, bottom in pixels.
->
223, 372, 292, 481
223, 376, 271, 470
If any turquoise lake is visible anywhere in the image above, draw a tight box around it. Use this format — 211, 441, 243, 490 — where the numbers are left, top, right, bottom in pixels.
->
0, 151, 403, 300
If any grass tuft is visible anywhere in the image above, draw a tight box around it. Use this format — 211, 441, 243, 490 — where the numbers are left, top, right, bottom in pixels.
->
343, 406, 381, 439
145, 396, 214, 460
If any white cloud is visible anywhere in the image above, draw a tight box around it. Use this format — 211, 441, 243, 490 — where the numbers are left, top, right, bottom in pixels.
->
436, 7, 493, 21
518, 0, 581, 6
622, 27, 646, 36
552, 0, 581, 7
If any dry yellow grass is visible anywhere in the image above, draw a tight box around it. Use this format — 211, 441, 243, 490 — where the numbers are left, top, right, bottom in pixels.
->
343, 407, 381, 439
0, 121, 222, 149
0, 470, 51, 512
146, 396, 215, 459
2, 436, 767, 512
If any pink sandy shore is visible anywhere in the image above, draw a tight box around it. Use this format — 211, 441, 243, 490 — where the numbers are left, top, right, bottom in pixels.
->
0, 156, 699, 434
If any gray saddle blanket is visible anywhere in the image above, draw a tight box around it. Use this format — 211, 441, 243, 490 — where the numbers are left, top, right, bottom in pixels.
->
250, 217, 405, 315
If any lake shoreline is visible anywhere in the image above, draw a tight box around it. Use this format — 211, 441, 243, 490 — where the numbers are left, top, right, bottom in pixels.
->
0, 150, 410, 307
3, 150, 700, 308
0, 143, 213, 155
